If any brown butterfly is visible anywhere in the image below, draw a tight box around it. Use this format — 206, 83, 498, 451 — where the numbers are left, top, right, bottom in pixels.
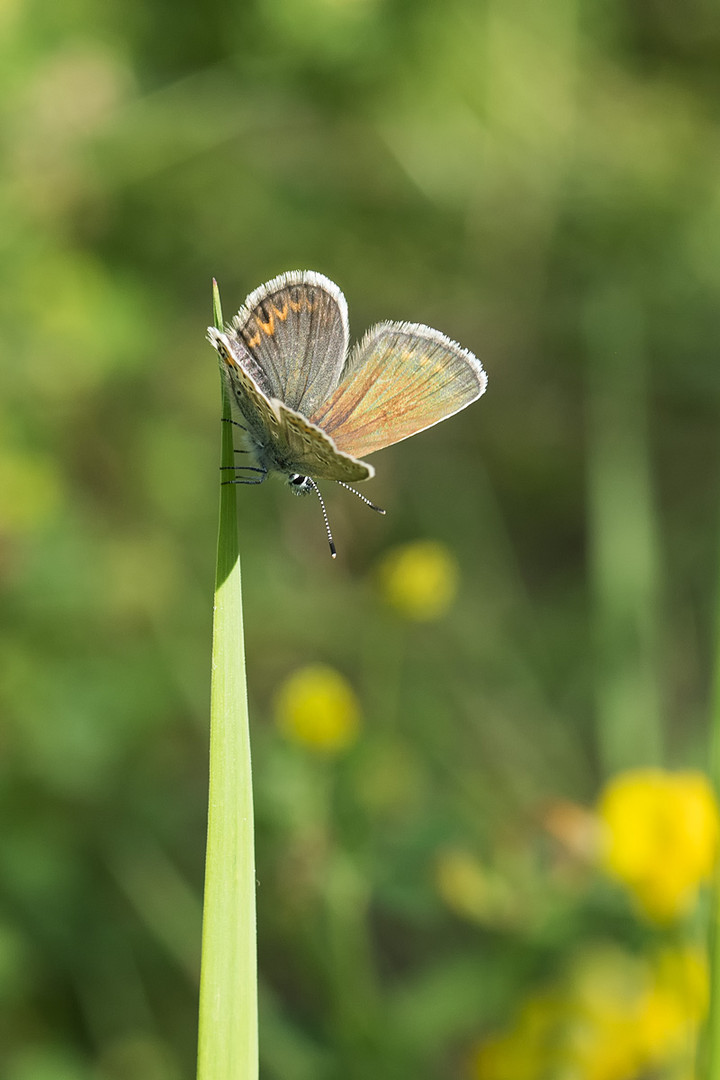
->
208, 271, 487, 555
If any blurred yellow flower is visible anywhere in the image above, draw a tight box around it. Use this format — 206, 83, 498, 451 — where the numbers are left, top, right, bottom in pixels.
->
473, 991, 563, 1080
376, 540, 458, 620
566, 945, 705, 1079
274, 665, 360, 754
653, 945, 709, 1022
598, 768, 719, 922
472, 945, 707, 1080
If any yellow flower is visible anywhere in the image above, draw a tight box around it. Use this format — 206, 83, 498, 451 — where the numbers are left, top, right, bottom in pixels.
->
472, 991, 562, 1080
376, 540, 458, 620
566, 946, 705, 1079
274, 665, 360, 754
563, 947, 650, 1080
598, 768, 719, 922
631, 946, 708, 1071
653, 945, 709, 1023
471, 945, 707, 1080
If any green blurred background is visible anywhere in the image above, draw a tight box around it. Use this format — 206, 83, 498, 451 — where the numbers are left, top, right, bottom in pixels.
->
2, 0, 720, 1076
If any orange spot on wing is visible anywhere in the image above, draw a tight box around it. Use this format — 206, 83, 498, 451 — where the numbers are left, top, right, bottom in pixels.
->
258, 312, 275, 336
272, 302, 289, 321
246, 331, 261, 348
288, 295, 315, 313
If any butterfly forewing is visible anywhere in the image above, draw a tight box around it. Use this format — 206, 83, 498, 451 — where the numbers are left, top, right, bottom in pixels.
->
230, 271, 349, 418
309, 322, 487, 459
209, 328, 282, 448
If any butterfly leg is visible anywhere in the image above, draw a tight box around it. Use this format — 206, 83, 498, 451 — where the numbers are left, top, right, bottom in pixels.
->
219, 466, 266, 473
221, 417, 249, 433
222, 418, 256, 461
220, 460, 268, 487
221, 474, 267, 486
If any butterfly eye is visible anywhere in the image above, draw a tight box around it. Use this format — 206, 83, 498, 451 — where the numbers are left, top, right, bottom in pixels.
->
288, 474, 312, 495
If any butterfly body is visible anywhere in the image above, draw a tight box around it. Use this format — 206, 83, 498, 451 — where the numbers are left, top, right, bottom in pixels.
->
208, 270, 487, 500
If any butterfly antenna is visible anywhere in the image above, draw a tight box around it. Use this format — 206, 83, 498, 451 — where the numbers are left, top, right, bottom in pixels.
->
335, 481, 386, 515
308, 479, 337, 559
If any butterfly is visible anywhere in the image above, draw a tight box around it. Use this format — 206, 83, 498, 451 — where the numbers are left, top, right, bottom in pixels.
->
208, 271, 487, 556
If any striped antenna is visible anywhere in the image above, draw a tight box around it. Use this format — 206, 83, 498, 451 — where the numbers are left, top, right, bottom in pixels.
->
335, 481, 386, 515
308, 479, 337, 558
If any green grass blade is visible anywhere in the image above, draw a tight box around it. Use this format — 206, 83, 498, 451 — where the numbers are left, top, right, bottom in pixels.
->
584, 287, 663, 773
197, 280, 258, 1080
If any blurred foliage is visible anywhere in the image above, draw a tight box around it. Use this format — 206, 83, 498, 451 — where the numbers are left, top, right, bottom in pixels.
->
1, 0, 720, 1076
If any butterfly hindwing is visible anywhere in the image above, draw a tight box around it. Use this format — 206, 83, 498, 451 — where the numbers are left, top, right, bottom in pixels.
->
209, 327, 372, 483
271, 404, 374, 482
309, 321, 487, 459
228, 270, 349, 418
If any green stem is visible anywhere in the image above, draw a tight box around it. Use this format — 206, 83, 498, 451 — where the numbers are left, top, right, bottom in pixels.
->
197, 281, 258, 1080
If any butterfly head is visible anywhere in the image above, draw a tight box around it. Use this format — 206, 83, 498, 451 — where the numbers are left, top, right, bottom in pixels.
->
287, 473, 314, 497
